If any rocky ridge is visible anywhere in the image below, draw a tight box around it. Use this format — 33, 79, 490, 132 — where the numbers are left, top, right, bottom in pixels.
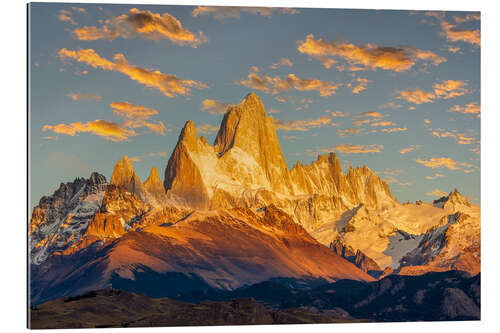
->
30, 172, 108, 264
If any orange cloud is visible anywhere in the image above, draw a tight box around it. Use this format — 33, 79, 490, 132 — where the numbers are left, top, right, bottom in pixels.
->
354, 111, 382, 119
425, 12, 480, 46
449, 102, 480, 116
43, 120, 136, 142
378, 101, 403, 110
57, 7, 86, 25
271, 57, 293, 69
191, 6, 299, 19
397, 88, 435, 104
328, 110, 348, 117
440, 19, 480, 46
431, 128, 476, 145
426, 188, 448, 197
352, 77, 370, 94
67, 92, 102, 101
352, 111, 385, 126
400, 146, 420, 154
130, 151, 168, 162
269, 108, 280, 114
110, 101, 166, 135
59, 48, 207, 97
381, 127, 407, 133
74, 8, 206, 46
426, 173, 445, 180
433, 80, 469, 99
43, 100, 168, 141
196, 123, 219, 134
200, 99, 232, 115
274, 116, 332, 131
454, 13, 480, 24
237, 69, 341, 97
337, 128, 361, 137
297, 34, 446, 72
57, 9, 77, 25
416, 157, 473, 171
370, 120, 395, 127
397, 79, 469, 104
334, 144, 383, 154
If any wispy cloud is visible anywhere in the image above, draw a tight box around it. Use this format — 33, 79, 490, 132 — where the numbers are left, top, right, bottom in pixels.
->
196, 123, 219, 134
381, 127, 407, 133
43, 120, 136, 142
67, 92, 102, 101
397, 88, 435, 104
426, 188, 448, 197
57, 7, 86, 26
274, 116, 332, 131
59, 48, 207, 97
449, 102, 480, 116
297, 33, 446, 72
329, 144, 384, 154
43, 101, 167, 141
351, 77, 370, 94
200, 99, 232, 115
426, 173, 445, 180
416, 157, 474, 172
381, 169, 412, 186
370, 120, 395, 127
352, 111, 387, 127
425, 11, 480, 46
74, 8, 207, 47
270, 57, 293, 69
237, 67, 341, 97
191, 6, 299, 20
433, 80, 469, 99
327, 110, 348, 117
130, 151, 168, 162
57, 9, 77, 25
110, 101, 167, 134
431, 128, 477, 145
396, 79, 470, 104
400, 145, 420, 154
337, 128, 361, 137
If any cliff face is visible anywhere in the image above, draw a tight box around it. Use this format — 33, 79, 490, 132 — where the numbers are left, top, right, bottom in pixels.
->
214, 93, 295, 195
163, 92, 397, 227
330, 235, 381, 276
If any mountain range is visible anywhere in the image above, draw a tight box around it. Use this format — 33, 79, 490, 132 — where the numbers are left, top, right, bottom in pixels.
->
29, 93, 480, 323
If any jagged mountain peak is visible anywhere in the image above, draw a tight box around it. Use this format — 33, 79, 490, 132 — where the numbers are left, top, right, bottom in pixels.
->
433, 188, 470, 209
145, 166, 160, 183
164, 92, 397, 212
178, 119, 198, 148
110, 155, 139, 187
144, 166, 165, 197
214, 92, 272, 155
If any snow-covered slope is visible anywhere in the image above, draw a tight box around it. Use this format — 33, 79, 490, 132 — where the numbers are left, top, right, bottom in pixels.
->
29, 173, 107, 264
310, 190, 480, 275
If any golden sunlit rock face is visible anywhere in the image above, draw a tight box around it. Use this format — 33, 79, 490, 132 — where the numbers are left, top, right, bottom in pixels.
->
164, 93, 397, 225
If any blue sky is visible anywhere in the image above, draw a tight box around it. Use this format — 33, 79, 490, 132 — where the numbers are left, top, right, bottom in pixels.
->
29, 3, 480, 209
